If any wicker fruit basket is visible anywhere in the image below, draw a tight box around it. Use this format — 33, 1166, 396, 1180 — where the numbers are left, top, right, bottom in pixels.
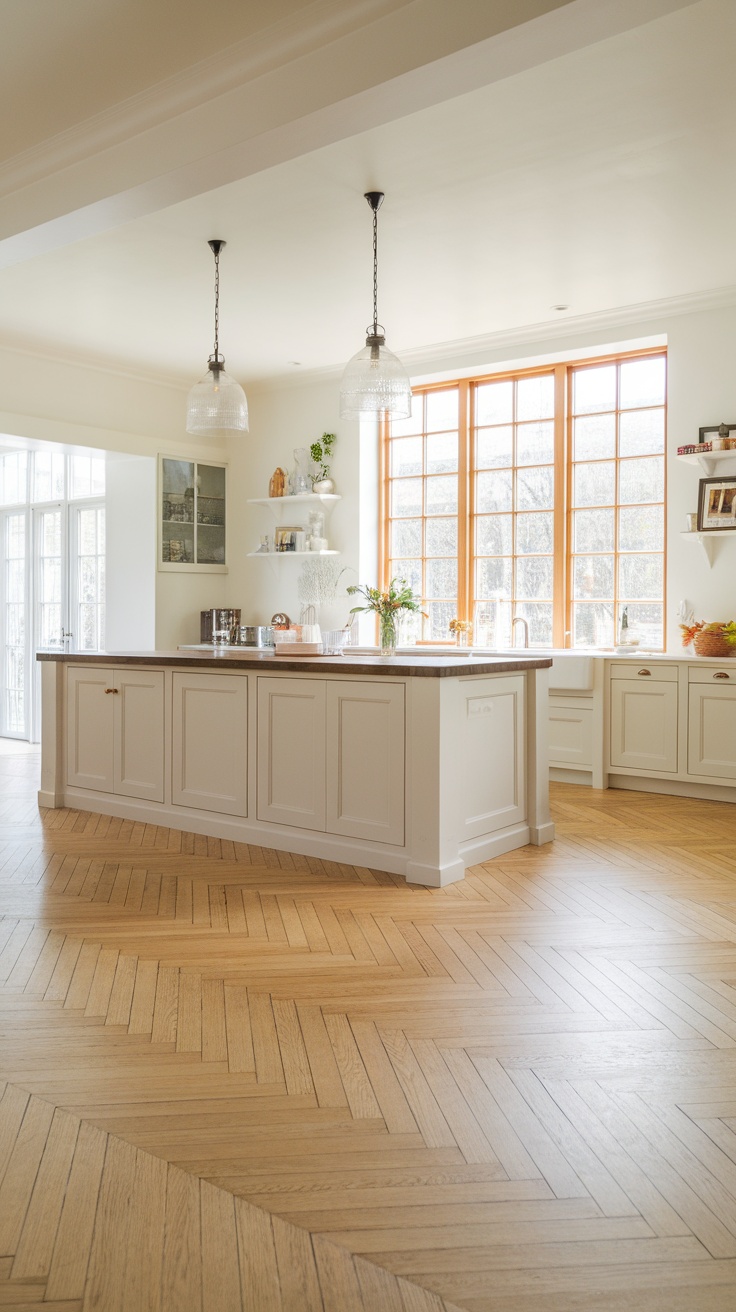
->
682, 620, 736, 658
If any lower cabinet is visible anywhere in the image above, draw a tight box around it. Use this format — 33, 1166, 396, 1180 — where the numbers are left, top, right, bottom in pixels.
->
172, 671, 248, 815
67, 665, 165, 802
688, 668, 736, 781
257, 676, 405, 844
548, 696, 593, 769
609, 665, 678, 773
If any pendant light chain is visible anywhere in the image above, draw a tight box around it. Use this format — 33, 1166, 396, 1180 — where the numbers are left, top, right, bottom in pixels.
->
372, 203, 379, 336
213, 244, 221, 363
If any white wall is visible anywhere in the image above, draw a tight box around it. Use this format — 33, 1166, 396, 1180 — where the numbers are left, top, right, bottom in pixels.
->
227, 299, 736, 651
105, 454, 156, 651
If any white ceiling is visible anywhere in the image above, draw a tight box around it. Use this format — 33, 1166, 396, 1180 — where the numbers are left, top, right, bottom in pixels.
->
0, 0, 731, 389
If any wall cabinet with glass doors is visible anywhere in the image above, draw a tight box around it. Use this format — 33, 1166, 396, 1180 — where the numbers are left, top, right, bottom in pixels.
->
159, 458, 227, 572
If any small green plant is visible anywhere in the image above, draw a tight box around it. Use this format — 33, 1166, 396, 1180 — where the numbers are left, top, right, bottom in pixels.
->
310, 432, 336, 484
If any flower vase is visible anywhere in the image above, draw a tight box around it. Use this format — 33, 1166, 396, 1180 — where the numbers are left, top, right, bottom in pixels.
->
380, 613, 397, 657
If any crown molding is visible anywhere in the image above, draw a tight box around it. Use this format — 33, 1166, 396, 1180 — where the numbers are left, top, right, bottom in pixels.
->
0, 0, 408, 193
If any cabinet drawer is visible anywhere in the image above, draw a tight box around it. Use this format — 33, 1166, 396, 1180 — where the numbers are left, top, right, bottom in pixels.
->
609, 662, 678, 681
687, 665, 736, 685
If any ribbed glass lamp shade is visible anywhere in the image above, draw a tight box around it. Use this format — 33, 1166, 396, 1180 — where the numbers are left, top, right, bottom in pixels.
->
339, 335, 412, 420
186, 363, 249, 436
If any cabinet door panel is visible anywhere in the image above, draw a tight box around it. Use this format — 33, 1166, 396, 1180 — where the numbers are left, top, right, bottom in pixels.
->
461, 675, 526, 839
688, 685, 736, 780
172, 672, 247, 815
66, 666, 113, 791
326, 681, 405, 845
609, 679, 678, 772
257, 678, 325, 830
114, 670, 165, 802
548, 701, 593, 768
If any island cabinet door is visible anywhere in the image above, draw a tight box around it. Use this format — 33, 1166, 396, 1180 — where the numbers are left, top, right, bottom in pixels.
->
113, 669, 165, 803
172, 672, 247, 815
325, 680, 405, 845
66, 666, 114, 791
257, 677, 326, 830
460, 675, 526, 840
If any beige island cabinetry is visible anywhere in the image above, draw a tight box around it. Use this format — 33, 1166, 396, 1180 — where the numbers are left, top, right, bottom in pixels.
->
39, 650, 554, 887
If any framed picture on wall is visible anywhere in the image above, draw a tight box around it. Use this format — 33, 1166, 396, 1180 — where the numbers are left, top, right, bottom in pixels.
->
697, 476, 736, 531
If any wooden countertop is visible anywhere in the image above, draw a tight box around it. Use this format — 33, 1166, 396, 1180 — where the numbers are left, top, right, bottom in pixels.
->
36, 649, 553, 678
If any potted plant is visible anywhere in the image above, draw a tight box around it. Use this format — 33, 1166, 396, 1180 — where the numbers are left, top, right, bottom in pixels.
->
310, 432, 337, 494
680, 619, 736, 657
347, 578, 427, 656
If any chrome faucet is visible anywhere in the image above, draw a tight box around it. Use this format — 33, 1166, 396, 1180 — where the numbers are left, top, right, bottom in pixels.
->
511, 616, 529, 649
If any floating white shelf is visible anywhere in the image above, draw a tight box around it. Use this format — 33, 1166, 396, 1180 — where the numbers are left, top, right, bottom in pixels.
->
246, 550, 340, 558
677, 449, 736, 474
247, 494, 340, 513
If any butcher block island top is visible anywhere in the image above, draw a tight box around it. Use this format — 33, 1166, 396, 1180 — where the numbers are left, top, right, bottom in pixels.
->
37, 648, 553, 676
38, 648, 554, 887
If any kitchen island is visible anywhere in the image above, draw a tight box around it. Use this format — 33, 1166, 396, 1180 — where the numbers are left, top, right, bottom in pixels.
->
37, 649, 554, 886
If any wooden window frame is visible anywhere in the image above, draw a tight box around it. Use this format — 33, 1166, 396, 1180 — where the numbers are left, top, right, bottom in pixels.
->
380, 347, 666, 650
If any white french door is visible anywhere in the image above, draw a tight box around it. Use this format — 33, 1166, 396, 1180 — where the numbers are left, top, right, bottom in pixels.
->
0, 500, 106, 740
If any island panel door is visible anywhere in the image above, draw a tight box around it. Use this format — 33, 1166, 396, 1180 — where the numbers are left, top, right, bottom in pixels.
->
172, 671, 247, 815
257, 677, 326, 830
325, 679, 405, 845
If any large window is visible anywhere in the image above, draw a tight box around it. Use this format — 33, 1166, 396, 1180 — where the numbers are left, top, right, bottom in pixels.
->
382, 350, 666, 649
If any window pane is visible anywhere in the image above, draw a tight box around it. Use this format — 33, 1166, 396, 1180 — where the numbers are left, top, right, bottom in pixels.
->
476, 515, 512, 556
573, 414, 616, 461
476, 470, 512, 513
619, 554, 663, 600
573, 508, 614, 552
391, 438, 422, 477
619, 602, 663, 648
0, 452, 28, 506
425, 517, 457, 556
620, 356, 665, 409
426, 476, 458, 514
391, 479, 422, 517
618, 457, 663, 505
572, 601, 614, 647
573, 364, 616, 414
390, 406, 422, 437
516, 466, 554, 511
517, 374, 554, 421
476, 380, 512, 426
476, 427, 512, 469
391, 558, 422, 594
618, 504, 663, 551
425, 601, 456, 641
516, 421, 554, 466
32, 451, 65, 502
426, 558, 457, 599
426, 432, 458, 474
515, 512, 553, 555
619, 409, 665, 456
391, 520, 422, 557
426, 390, 458, 432
517, 602, 553, 647
573, 461, 615, 507
573, 555, 614, 600
476, 557, 512, 598
516, 556, 553, 599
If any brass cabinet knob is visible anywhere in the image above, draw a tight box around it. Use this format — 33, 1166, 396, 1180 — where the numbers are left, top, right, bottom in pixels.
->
637, 669, 652, 676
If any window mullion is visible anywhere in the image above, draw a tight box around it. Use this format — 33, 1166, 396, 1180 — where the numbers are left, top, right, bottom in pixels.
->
457, 380, 470, 626
553, 363, 567, 648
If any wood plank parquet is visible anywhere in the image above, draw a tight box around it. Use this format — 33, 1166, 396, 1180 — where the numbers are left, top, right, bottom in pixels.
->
2, 748, 736, 1306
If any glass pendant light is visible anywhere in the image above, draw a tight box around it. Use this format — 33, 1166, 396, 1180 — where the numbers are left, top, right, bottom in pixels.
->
340, 192, 411, 421
186, 239, 249, 436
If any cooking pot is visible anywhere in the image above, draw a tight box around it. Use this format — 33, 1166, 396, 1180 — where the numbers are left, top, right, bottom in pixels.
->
229, 625, 274, 647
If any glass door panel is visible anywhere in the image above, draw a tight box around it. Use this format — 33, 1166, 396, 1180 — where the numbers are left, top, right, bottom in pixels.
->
2, 512, 28, 738
72, 503, 105, 651
35, 508, 66, 652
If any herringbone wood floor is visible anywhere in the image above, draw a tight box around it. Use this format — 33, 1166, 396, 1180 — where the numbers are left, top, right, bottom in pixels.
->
2, 749, 736, 1309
